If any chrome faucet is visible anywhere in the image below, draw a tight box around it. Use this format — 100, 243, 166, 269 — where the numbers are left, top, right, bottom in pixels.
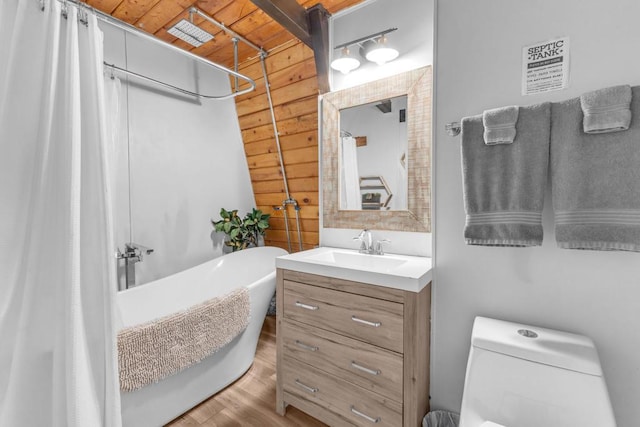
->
116, 242, 154, 289
125, 242, 155, 259
354, 229, 373, 254
353, 230, 391, 255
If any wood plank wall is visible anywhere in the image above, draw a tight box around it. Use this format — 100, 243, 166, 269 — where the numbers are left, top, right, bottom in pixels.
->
234, 41, 320, 252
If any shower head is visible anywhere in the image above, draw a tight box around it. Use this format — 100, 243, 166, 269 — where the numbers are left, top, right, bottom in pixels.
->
167, 19, 214, 47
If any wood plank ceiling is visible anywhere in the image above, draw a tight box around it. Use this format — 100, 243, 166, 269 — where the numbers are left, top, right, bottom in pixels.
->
86, 0, 366, 252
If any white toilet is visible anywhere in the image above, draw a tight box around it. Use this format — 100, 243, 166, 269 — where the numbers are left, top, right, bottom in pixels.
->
459, 317, 616, 427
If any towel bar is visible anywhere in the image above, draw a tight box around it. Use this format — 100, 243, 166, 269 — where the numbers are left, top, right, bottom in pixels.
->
446, 122, 461, 136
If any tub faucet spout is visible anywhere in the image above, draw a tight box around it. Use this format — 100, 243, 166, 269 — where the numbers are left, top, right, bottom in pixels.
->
116, 242, 155, 289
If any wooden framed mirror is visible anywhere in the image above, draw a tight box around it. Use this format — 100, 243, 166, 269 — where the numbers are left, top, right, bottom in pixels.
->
321, 66, 432, 232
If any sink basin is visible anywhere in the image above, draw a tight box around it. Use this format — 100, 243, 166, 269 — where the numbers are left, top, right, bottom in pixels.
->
276, 247, 432, 292
304, 250, 408, 272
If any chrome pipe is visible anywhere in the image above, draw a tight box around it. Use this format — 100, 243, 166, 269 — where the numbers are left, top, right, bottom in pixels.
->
280, 205, 293, 253
293, 203, 303, 252
261, 52, 304, 252
261, 55, 290, 198
191, 7, 266, 55
53, 0, 256, 100
104, 62, 254, 100
232, 37, 239, 92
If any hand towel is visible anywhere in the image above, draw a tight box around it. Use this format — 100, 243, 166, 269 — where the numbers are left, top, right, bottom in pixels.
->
551, 86, 640, 251
580, 84, 632, 134
461, 102, 551, 246
482, 106, 519, 144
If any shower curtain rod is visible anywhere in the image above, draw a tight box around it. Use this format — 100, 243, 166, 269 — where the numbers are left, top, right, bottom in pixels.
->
51, 0, 256, 100
190, 7, 266, 56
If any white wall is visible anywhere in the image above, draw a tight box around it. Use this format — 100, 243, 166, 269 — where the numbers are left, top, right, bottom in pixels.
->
322, 0, 434, 256
433, 1, 640, 425
101, 23, 255, 286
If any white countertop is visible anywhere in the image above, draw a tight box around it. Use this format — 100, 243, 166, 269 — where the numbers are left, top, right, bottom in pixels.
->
276, 246, 432, 293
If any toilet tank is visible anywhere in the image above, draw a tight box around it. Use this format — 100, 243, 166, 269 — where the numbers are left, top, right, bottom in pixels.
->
459, 317, 616, 427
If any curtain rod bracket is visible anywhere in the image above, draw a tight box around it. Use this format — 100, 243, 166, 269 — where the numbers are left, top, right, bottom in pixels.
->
107, 63, 115, 80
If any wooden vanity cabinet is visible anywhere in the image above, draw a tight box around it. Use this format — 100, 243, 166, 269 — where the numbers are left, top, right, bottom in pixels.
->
276, 269, 431, 427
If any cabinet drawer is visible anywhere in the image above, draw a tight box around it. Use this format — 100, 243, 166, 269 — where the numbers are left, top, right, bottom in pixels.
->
283, 356, 402, 427
282, 320, 403, 402
283, 280, 404, 353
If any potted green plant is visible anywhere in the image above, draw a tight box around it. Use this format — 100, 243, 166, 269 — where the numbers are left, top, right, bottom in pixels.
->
211, 208, 270, 252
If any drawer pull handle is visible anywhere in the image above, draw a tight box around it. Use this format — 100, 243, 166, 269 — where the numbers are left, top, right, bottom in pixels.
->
350, 406, 381, 424
295, 301, 319, 311
351, 315, 381, 327
295, 340, 318, 352
294, 379, 318, 394
351, 361, 381, 376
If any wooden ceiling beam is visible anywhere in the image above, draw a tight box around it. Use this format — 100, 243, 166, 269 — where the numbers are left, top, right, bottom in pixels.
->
250, 0, 312, 47
250, 1, 331, 93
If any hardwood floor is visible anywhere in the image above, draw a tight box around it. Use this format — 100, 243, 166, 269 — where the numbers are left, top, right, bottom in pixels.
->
165, 316, 327, 427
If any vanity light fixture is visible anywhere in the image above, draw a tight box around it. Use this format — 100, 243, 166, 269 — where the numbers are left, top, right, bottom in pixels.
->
330, 28, 399, 74
330, 47, 361, 74
364, 34, 399, 65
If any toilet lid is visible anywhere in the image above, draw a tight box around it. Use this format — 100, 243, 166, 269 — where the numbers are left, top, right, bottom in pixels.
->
471, 317, 603, 376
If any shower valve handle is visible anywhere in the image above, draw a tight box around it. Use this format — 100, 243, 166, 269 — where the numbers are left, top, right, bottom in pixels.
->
116, 243, 154, 262
126, 242, 154, 256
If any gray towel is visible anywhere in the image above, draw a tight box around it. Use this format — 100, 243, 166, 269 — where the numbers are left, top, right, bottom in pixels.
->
551, 86, 640, 251
461, 102, 551, 246
580, 85, 632, 134
483, 106, 519, 144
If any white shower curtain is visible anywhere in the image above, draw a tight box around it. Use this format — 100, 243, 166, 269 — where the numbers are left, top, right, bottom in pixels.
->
340, 136, 362, 210
0, 1, 121, 426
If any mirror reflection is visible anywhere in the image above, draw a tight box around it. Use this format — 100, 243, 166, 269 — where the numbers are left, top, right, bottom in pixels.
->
339, 95, 408, 211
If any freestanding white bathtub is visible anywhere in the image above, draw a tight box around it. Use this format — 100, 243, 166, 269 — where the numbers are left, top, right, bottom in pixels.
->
116, 246, 288, 427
